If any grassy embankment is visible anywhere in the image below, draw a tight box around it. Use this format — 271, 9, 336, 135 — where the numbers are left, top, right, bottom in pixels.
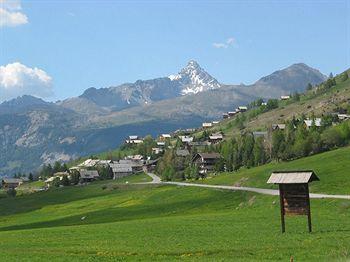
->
0, 179, 349, 260
194, 145, 350, 195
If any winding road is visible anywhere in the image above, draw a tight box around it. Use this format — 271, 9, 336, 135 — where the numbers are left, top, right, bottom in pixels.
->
145, 173, 350, 200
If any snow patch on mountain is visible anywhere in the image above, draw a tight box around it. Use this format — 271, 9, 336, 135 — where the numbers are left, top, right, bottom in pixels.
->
168, 74, 182, 81
169, 60, 221, 95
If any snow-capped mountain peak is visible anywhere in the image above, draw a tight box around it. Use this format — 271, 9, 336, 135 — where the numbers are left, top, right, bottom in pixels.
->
168, 60, 221, 95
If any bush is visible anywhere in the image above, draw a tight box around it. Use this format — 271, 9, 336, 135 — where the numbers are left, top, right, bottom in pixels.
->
321, 128, 344, 149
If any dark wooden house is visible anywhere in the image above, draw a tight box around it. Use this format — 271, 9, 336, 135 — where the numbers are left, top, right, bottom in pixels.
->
192, 153, 221, 174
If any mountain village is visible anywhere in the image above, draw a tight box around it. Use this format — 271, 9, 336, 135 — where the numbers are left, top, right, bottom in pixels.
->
3, 70, 349, 192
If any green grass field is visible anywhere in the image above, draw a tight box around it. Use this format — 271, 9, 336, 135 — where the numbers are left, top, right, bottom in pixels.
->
0, 179, 349, 261
194, 146, 350, 195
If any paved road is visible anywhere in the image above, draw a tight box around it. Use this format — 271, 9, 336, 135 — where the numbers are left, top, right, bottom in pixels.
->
146, 172, 162, 184
145, 173, 350, 200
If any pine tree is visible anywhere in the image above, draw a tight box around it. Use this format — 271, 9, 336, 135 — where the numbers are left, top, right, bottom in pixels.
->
253, 137, 266, 166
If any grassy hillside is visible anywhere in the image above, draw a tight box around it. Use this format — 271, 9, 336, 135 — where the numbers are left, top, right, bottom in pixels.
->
195, 70, 350, 139
194, 145, 350, 195
0, 182, 349, 261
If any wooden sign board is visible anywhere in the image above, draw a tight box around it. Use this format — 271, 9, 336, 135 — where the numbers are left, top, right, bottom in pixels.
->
281, 184, 309, 215
279, 183, 312, 232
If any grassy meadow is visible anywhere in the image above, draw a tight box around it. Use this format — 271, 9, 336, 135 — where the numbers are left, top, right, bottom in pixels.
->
0, 180, 349, 261
194, 145, 350, 195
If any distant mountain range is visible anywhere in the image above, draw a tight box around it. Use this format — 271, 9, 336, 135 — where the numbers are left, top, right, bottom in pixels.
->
58, 60, 222, 114
0, 61, 327, 175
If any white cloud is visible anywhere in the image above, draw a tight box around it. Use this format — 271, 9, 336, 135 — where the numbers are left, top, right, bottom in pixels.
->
213, 37, 237, 49
226, 37, 235, 45
0, 0, 28, 27
0, 62, 53, 102
213, 43, 228, 49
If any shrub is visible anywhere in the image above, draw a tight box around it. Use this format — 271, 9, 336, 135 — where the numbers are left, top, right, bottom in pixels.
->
321, 128, 344, 149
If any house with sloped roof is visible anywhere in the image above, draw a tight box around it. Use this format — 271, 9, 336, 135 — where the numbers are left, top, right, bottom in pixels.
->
152, 147, 163, 155
237, 106, 248, 112
202, 122, 213, 128
110, 159, 144, 179
79, 170, 99, 182
157, 141, 166, 147
159, 134, 171, 141
304, 118, 322, 129
272, 124, 286, 131
228, 111, 237, 117
110, 163, 133, 179
223, 113, 229, 119
1, 178, 23, 189
209, 132, 223, 143
337, 113, 350, 121
192, 153, 221, 174
280, 95, 290, 100
180, 136, 194, 144
125, 135, 144, 144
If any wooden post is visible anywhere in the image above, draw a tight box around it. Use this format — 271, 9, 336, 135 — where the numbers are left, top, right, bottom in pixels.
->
279, 185, 286, 233
306, 185, 312, 233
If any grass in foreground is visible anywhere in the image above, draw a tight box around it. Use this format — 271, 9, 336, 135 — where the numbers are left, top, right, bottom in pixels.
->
194, 146, 350, 195
0, 182, 349, 261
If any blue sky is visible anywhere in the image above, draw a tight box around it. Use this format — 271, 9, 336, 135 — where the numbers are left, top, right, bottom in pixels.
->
0, 0, 349, 102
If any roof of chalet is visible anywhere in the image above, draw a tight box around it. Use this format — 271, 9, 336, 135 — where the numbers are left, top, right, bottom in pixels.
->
337, 113, 350, 119
79, 170, 99, 178
304, 118, 322, 127
110, 163, 133, 173
180, 136, 194, 143
209, 132, 223, 139
53, 172, 69, 177
126, 155, 144, 160
2, 178, 23, 184
194, 152, 221, 160
45, 177, 55, 183
111, 159, 143, 168
145, 158, 160, 166
272, 124, 286, 130
188, 141, 211, 146
267, 170, 319, 184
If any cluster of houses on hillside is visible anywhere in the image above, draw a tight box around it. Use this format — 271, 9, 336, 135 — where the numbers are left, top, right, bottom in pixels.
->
6, 97, 350, 189
223, 106, 248, 119
41, 154, 150, 188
